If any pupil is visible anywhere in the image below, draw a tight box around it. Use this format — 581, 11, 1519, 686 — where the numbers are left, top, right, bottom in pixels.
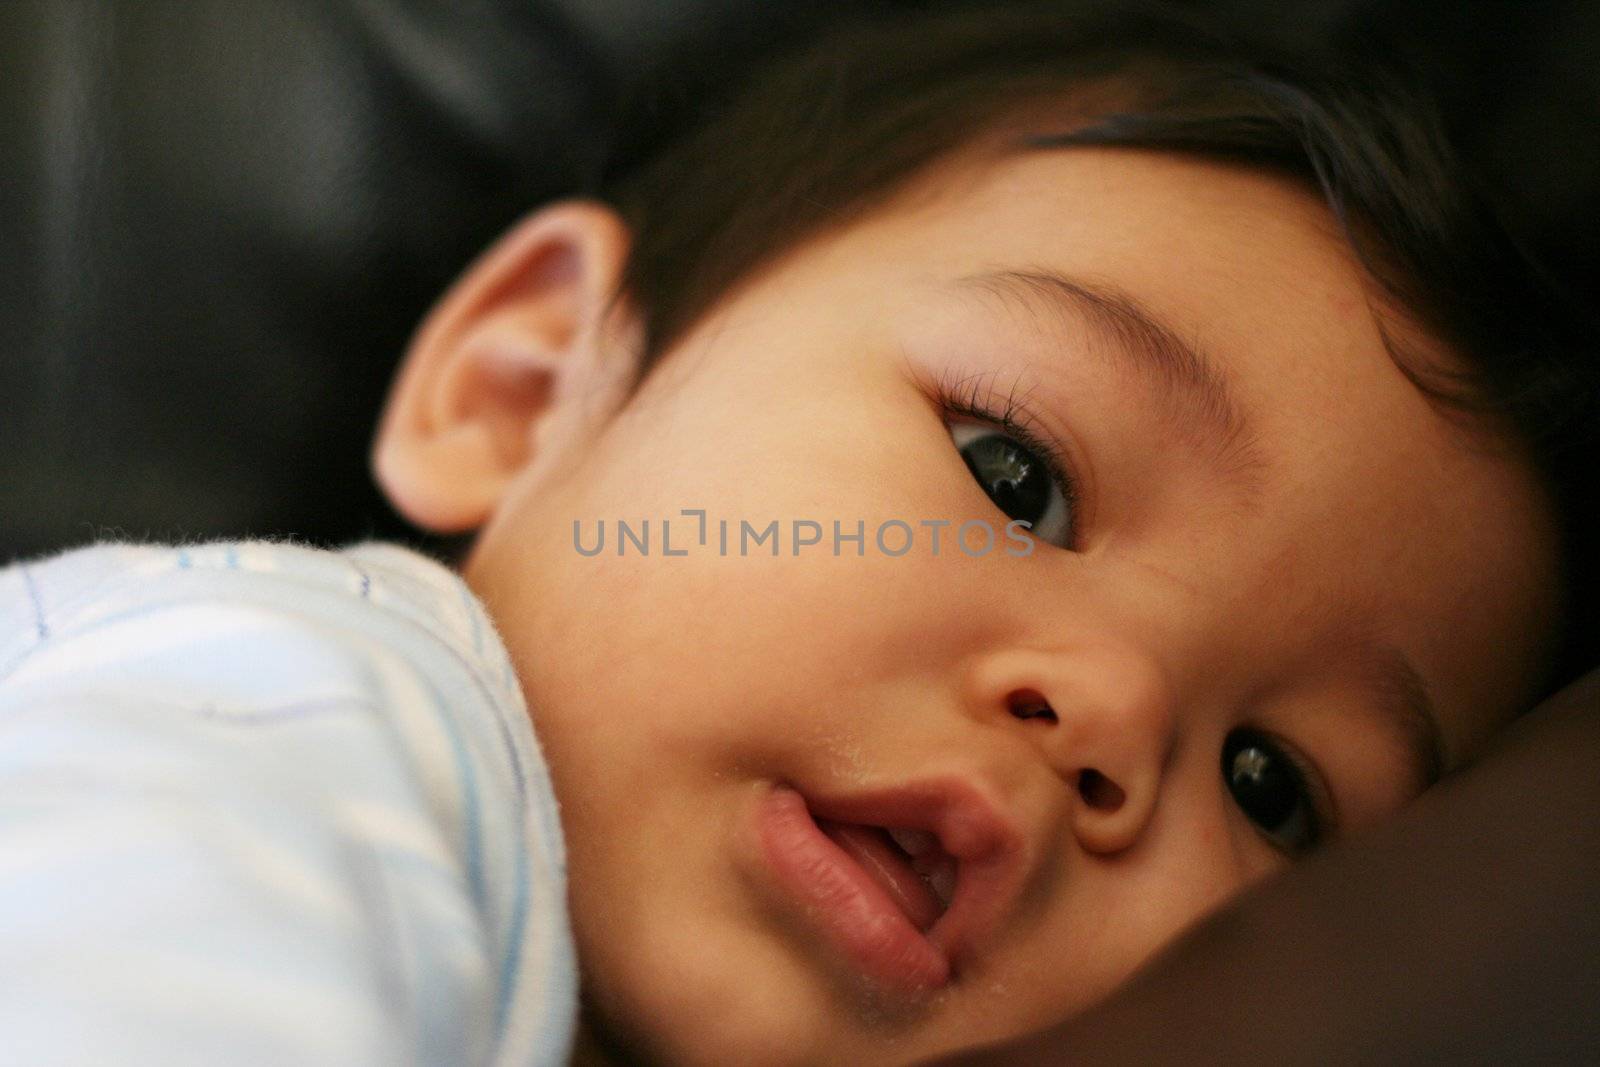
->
1227, 743, 1297, 831
960, 435, 1050, 525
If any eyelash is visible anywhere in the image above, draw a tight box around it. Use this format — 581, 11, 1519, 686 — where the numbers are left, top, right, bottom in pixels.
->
930, 369, 1084, 549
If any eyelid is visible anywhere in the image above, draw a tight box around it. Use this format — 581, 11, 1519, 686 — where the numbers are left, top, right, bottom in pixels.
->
929, 368, 1089, 551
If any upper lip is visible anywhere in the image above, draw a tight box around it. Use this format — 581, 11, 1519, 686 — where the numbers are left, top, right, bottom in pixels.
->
802, 775, 1029, 976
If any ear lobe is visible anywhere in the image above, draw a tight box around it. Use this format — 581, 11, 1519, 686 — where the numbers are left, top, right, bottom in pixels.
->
373, 200, 640, 533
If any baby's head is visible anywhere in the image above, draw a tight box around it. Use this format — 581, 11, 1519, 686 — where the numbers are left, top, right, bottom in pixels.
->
371, 3, 1597, 1064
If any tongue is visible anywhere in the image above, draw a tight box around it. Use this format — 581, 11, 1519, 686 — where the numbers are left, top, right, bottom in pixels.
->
819, 821, 944, 932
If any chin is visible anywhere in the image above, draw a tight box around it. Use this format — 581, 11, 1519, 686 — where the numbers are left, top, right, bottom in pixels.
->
578, 930, 855, 1067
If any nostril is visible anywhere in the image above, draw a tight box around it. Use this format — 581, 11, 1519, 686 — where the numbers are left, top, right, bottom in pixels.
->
1007, 688, 1057, 723
1077, 769, 1125, 812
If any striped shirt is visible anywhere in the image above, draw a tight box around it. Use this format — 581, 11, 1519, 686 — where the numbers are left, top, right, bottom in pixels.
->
0, 540, 576, 1066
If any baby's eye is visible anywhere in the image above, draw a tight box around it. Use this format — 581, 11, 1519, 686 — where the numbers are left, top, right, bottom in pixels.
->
949, 423, 1075, 547
1221, 728, 1322, 854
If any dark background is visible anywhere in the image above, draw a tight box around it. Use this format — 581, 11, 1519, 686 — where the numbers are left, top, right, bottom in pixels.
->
3, 0, 1596, 561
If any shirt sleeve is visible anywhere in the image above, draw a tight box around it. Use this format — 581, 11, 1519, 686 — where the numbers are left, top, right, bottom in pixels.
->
0, 555, 572, 1067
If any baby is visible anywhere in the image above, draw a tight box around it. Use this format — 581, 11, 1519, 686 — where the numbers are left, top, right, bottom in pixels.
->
3, 3, 1595, 1066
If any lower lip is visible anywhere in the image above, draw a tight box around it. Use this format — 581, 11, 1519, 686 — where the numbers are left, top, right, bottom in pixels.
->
756, 784, 950, 994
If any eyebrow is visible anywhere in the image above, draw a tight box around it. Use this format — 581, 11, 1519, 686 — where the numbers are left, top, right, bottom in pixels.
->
953, 268, 1268, 504
1356, 635, 1446, 789
951, 267, 1447, 791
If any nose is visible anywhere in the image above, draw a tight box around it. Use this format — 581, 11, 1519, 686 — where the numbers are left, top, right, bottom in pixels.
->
963, 642, 1177, 855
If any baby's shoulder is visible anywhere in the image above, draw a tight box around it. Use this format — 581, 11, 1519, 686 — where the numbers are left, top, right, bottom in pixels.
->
1, 539, 510, 695
0, 535, 548, 872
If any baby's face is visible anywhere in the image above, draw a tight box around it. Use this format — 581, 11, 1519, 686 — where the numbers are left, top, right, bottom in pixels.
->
462, 149, 1557, 1065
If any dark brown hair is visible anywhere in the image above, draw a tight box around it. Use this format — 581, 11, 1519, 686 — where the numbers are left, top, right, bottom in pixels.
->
596, 0, 1600, 695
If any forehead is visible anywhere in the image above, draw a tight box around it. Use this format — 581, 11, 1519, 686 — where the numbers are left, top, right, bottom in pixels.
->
735, 147, 1560, 758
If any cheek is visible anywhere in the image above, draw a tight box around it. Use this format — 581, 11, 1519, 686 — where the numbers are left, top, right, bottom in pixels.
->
515, 440, 935, 755
543, 552, 969, 784
967, 773, 1259, 1037
532, 353, 987, 687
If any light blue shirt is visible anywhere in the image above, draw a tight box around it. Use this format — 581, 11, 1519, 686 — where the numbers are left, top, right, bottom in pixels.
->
0, 540, 576, 1066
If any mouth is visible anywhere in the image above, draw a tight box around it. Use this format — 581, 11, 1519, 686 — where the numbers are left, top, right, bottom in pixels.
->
815, 821, 957, 932
755, 780, 1024, 997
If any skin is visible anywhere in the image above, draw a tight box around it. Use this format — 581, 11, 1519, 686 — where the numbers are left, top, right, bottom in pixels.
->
372, 147, 1560, 1066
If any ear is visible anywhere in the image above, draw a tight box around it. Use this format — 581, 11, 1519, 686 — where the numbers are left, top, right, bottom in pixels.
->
373, 201, 642, 533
